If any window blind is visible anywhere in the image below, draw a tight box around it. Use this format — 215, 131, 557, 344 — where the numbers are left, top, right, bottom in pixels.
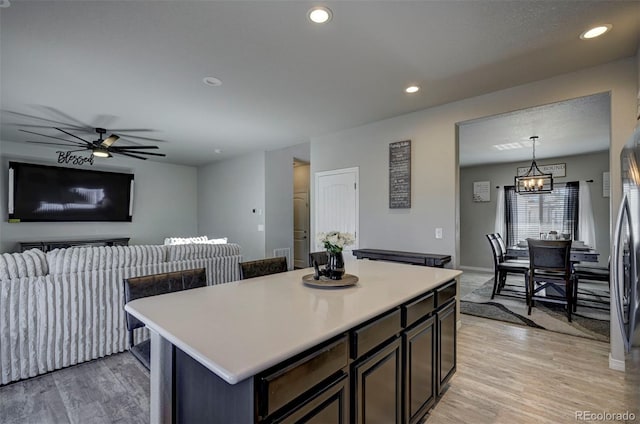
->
505, 182, 578, 246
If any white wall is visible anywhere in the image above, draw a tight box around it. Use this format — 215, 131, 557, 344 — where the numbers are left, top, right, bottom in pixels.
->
0, 140, 198, 253
310, 57, 637, 368
198, 151, 266, 261
265, 143, 310, 265
460, 151, 610, 270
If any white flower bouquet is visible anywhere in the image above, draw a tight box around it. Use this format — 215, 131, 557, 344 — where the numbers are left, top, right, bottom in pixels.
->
318, 231, 355, 254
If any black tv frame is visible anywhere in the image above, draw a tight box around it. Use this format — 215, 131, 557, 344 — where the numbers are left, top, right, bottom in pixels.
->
8, 161, 134, 223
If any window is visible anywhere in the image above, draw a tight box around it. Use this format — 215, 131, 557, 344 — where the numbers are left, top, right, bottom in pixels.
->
505, 182, 578, 246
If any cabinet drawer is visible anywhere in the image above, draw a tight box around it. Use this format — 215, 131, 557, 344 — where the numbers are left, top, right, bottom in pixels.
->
402, 292, 435, 328
258, 335, 349, 418
351, 309, 402, 359
436, 280, 456, 307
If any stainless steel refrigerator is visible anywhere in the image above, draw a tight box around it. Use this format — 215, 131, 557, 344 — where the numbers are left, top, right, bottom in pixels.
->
613, 125, 640, 354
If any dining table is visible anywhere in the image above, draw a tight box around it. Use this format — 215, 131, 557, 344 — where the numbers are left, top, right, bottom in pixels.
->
506, 244, 600, 263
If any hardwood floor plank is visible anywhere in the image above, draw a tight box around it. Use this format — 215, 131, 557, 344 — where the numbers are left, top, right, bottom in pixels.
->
429, 315, 639, 424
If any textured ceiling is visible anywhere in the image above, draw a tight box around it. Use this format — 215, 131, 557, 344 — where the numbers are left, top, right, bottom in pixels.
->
459, 92, 611, 167
0, 1, 638, 165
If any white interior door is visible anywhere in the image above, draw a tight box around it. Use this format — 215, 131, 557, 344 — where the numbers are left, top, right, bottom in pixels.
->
293, 191, 310, 268
314, 167, 359, 251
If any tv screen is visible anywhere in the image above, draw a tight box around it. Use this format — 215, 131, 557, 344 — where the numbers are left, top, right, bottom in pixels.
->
8, 161, 134, 222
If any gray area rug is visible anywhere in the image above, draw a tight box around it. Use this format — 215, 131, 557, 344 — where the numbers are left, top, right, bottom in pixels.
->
460, 273, 610, 342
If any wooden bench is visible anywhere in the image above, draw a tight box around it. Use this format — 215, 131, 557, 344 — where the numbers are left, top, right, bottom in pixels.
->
352, 248, 451, 268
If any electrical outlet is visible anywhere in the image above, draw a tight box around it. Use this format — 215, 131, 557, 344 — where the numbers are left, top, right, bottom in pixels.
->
435, 228, 443, 239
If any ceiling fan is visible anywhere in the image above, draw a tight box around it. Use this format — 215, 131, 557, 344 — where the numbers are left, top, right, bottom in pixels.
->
20, 126, 166, 160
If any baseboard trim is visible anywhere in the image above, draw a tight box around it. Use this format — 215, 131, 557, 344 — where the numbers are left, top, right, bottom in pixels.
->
459, 266, 493, 273
609, 353, 625, 372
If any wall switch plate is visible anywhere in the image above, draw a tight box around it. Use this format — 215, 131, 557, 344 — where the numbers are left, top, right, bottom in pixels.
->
435, 228, 443, 239
258, 224, 265, 232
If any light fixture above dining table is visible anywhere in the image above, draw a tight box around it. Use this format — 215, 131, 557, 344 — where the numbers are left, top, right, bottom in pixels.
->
515, 136, 553, 194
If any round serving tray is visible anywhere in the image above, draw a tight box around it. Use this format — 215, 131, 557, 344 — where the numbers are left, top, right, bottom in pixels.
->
302, 273, 359, 289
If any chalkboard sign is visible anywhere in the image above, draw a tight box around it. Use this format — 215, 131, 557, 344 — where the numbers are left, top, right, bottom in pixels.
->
389, 140, 411, 208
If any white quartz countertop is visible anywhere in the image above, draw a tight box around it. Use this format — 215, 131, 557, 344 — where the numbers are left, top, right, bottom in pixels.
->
125, 259, 462, 384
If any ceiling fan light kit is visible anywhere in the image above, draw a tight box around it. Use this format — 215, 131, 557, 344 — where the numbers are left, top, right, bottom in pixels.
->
514, 136, 553, 194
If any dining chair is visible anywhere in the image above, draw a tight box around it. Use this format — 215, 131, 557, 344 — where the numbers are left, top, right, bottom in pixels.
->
572, 259, 610, 311
486, 234, 529, 299
240, 257, 288, 280
494, 233, 517, 260
309, 251, 329, 267
526, 239, 575, 322
123, 268, 207, 369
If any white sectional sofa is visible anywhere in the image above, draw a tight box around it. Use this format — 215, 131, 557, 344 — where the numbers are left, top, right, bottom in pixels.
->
0, 243, 241, 385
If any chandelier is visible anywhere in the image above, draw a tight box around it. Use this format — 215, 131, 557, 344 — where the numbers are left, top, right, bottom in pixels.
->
514, 136, 553, 194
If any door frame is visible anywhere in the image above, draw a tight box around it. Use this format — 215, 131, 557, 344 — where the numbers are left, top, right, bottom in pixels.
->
314, 167, 360, 250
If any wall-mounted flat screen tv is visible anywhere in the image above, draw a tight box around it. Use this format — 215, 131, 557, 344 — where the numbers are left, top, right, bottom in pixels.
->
8, 161, 134, 222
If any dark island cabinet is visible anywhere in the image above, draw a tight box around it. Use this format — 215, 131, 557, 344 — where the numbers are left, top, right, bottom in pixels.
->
352, 337, 403, 424
271, 372, 349, 424
403, 316, 436, 424
437, 300, 456, 395
176, 279, 457, 424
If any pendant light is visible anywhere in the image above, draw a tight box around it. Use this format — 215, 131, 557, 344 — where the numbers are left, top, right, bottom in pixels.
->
514, 136, 553, 194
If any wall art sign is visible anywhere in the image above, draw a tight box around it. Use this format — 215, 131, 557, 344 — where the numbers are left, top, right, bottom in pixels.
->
389, 140, 411, 209
56, 151, 94, 166
517, 162, 565, 177
473, 181, 491, 202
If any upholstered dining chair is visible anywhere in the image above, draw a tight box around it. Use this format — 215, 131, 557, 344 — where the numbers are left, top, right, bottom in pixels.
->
572, 259, 610, 311
239, 257, 288, 280
309, 251, 329, 267
526, 239, 575, 322
123, 268, 207, 369
486, 233, 529, 299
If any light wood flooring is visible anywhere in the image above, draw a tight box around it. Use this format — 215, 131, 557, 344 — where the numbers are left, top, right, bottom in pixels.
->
1, 315, 638, 424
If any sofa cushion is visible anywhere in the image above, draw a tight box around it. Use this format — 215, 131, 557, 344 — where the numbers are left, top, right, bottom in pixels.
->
46, 245, 169, 275
0, 249, 49, 280
167, 243, 241, 261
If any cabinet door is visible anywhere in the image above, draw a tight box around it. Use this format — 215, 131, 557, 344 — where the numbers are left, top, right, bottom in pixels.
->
273, 373, 349, 424
403, 316, 435, 424
437, 300, 456, 395
352, 337, 402, 424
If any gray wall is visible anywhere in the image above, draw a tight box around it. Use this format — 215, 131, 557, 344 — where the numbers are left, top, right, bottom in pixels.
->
265, 143, 310, 264
310, 58, 636, 273
0, 140, 198, 253
460, 151, 610, 269
198, 151, 266, 261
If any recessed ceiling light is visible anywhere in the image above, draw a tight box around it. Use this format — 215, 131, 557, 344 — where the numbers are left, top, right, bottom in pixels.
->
203, 76, 223, 87
308, 6, 332, 24
214, 149, 222, 154
405, 85, 420, 94
580, 24, 612, 40
0, 1, 10, 8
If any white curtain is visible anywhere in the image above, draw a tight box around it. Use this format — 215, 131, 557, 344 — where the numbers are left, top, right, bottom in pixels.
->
578, 181, 596, 249
494, 186, 506, 239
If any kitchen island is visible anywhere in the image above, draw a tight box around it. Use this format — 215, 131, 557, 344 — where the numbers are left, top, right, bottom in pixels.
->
125, 259, 462, 423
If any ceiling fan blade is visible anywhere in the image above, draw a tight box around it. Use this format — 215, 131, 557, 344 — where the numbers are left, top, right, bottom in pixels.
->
19, 129, 88, 146
103, 128, 155, 132
55, 127, 93, 145
2, 110, 84, 128
110, 145, 159, 150
101, 134, 120, 147
117, 134, 167, 142
26, 140, 90, 148
112, 151, 148, 160
8, 123, 83, 130
115, 150, 166, 157
34, 106, 91, 128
